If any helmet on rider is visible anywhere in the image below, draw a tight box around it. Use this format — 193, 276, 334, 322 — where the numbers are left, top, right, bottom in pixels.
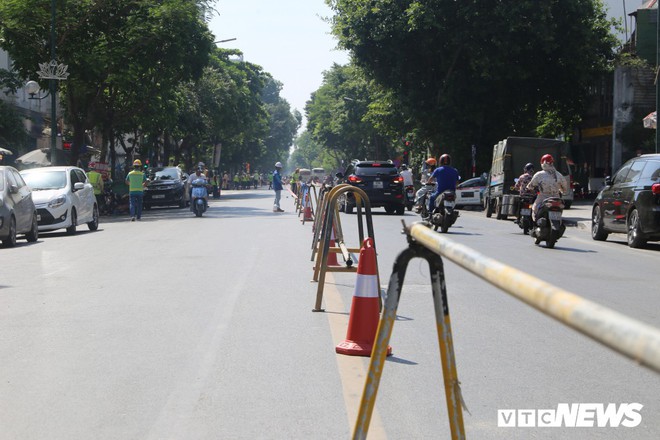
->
133, 159, 142, 167
439, 154, 451, 166
524, 162, 534, 173
540, 154, 554, 165
274, 161, 283, 168
400, 164, 408, 170
425, 157, 437, 166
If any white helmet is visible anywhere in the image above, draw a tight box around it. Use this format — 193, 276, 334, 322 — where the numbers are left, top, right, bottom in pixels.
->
275, 162, 283, 168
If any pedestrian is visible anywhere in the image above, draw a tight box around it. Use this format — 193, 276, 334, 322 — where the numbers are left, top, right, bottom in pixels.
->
87, 163, 105, 213
233, 173, 240, 190
272, 161, 284, 212
222, 171, 229, 190
125, 159, 147, 221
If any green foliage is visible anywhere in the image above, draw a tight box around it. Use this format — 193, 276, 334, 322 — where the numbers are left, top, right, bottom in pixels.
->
0, 68, 23, 94
0, 99, 29, 151
326, 0, 618, 171
305, 63, 405, 163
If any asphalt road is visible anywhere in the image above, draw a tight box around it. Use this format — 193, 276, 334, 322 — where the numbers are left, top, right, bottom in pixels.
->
0, 189, 658, 440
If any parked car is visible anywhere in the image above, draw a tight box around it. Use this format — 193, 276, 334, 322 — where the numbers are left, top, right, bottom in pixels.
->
337, 160, 405, 215
144, 167, 188, 209
591, 154, 660, 248
0, 166, 39, 247
20, 166, 99, 234
455, 175, 488, 208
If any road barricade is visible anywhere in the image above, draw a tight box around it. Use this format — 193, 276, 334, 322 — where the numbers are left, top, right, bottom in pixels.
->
299, 183, 317, 224
352, 221, 660, 440
311, 184, 379, 312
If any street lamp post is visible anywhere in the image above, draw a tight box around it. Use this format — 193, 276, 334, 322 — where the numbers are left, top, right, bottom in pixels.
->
32, 0, 68, 165
49, 0, 57, 164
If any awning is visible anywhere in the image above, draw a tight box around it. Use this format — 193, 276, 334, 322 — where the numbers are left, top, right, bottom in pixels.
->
643, 111, 656, 129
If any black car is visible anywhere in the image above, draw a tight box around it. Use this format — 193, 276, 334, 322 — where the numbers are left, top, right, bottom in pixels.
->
144, 167, 188, 209
337, 160, 405, 215
591, 154, 660, 248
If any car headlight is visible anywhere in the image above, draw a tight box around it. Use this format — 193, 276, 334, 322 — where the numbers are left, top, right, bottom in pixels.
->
48, 195, 67, 208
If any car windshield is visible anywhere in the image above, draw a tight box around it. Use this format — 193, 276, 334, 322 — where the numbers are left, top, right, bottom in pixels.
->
21, 170, 67, 190
356, 164, 398, 176
151, 169, 179, 180
458, 178, 484, 188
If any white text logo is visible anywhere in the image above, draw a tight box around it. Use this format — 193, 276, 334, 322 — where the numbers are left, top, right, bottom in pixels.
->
497, 403, 643, 428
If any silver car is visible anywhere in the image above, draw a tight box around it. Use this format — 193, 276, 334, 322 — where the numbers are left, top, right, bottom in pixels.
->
20, 166, 99, 234
0, 166, 39, 247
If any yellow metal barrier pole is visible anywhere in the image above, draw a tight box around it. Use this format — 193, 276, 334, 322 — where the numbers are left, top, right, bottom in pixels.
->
353, 244, 466, 439
313, 186, 377, 312
408, 222, 660, 373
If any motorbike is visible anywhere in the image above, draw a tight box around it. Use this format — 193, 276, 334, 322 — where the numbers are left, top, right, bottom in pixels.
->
419, 188, 460, 233
531, 197, 566, 248
191, 179, 209, 217
516, 193, 536, 235
405, 185, 415, 211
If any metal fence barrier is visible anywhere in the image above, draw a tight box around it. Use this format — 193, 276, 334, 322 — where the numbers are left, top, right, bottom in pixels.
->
354, 221, 660, 440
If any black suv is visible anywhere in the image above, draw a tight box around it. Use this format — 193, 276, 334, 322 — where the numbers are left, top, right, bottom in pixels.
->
337, 161, 405, 215
592, 154, 660, 248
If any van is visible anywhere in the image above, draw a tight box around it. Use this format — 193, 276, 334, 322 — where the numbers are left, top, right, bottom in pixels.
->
485, 137, 574, 219
311, 167, 326, 181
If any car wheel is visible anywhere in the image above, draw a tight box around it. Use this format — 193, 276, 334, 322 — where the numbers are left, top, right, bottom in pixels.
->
564, 201, 572, 209
591, 205, 608, 241
66, 209, 77, 235
485, 198, 493, 218
495, 198, 505, 220
26, 213, 39, 243
178, 199, 185, 208
396, 205, 405, 215
384, 206, 395, 215
627, 209, 647, 248
2, 216, 17, 247
87, 204, 99, 231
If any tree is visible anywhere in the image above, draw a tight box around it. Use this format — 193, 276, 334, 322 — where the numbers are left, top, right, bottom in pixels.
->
327, 0, 618, 169
0, 100, 29, 153
0, 0, 214, 166
306, 63, 402, 163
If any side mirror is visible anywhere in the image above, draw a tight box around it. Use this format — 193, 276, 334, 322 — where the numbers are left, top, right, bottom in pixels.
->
73, 182, 85, 191
604, 176, 612, 186
9, 184, 18, 194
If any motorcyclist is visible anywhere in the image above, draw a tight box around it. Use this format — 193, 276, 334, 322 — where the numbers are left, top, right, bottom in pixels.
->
187, 166, 209, 209
414, 158, 437, 213
514, 163, 536, 196
427, 154, 460, 215
399, 164, 414, 187
526, 154, 568, 220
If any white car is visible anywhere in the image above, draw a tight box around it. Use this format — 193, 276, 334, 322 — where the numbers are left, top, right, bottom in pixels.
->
455, 176, 488, 208
20, 166, 99, 234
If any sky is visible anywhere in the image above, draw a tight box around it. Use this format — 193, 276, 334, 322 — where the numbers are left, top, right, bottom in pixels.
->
209, 1, 349, 129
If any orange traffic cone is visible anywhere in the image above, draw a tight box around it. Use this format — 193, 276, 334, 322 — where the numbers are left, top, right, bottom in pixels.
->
327, 227, 339, 267
336, 238, 391, 357
303, 192, 314, 221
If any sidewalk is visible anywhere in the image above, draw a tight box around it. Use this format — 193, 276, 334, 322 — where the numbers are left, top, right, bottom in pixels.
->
563, 199, 593, 230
